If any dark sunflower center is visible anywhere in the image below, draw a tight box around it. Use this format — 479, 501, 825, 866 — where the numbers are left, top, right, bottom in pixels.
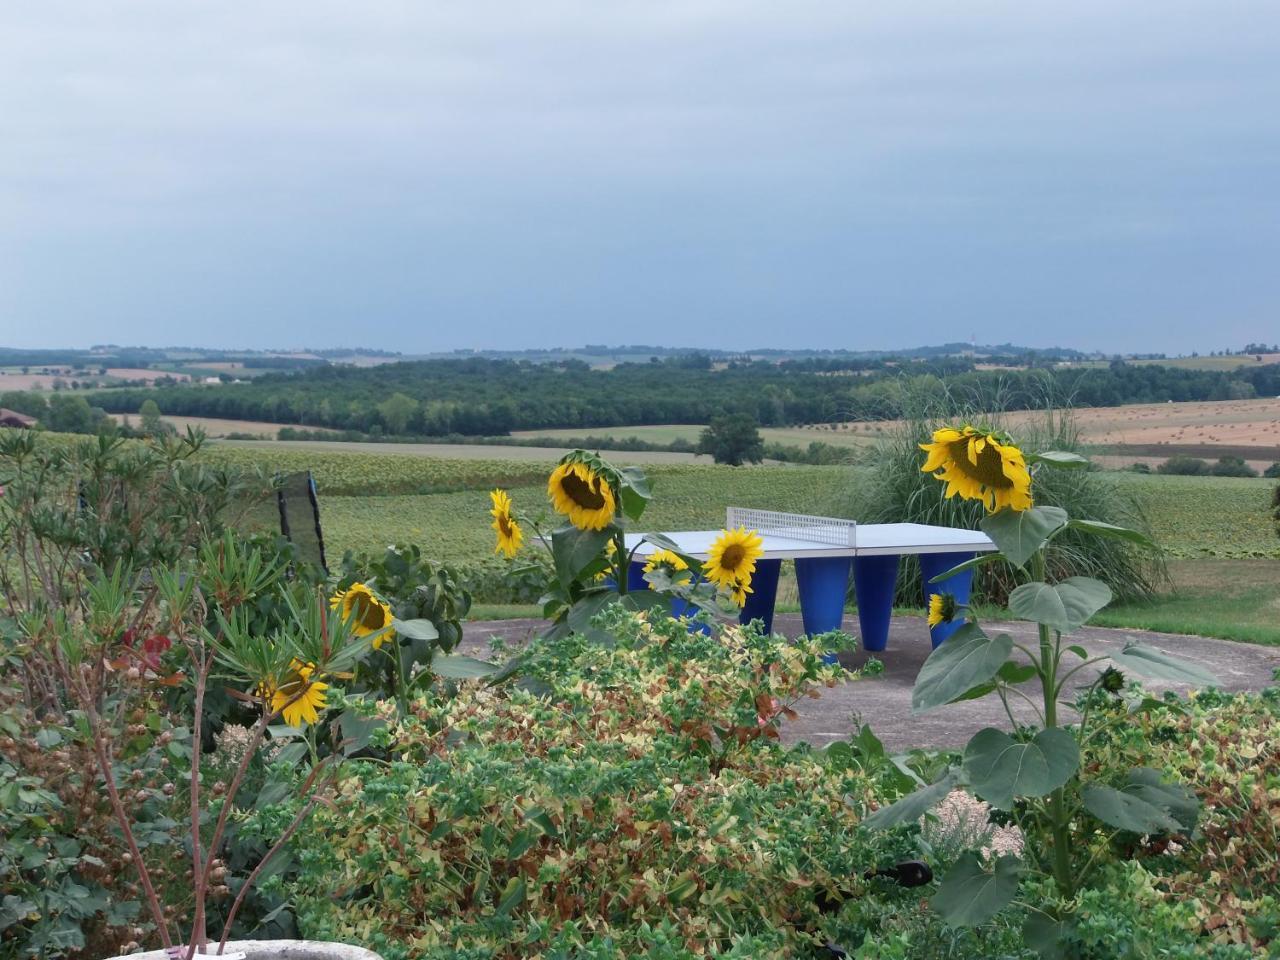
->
352, 593, 387, 630
720, 544, 746, 572
561, 472, 607, 510
949, 438, 1012, 489
498, 513, 514, 537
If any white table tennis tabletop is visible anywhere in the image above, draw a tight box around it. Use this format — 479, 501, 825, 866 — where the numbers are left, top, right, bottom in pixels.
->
626, 522, 993, 560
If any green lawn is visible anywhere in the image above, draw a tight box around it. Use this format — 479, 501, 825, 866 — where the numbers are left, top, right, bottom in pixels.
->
228, 444, 1277, 644
1092, 558, 1280, 646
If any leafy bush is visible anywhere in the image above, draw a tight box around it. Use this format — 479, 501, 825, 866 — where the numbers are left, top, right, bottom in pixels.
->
286, 608, 908, 959
1158, 455, 1211, 476
1264, 462, 1280, 479
1086, 687, 1280, 952
1209, 456, 1258, 478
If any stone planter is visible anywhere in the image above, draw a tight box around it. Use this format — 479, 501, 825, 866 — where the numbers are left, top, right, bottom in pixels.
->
114, 940, 383, 960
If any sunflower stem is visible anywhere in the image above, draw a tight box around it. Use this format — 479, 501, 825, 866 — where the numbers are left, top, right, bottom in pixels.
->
391, 641, 409, 717
1032, 549, 1074, 898
612, 529, 628, 595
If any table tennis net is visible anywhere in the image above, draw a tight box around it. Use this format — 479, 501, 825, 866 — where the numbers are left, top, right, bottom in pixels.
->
725, 507, 857, 548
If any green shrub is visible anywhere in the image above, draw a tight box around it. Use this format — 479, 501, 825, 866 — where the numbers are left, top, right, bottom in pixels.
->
285, 609, 910, 959
1158, 455, 1211, 476
1210, 456, 1258, 478
841, 405, 1166, 604
1264, 462, 1280, 479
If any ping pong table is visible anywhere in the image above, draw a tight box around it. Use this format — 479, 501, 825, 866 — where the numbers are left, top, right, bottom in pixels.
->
625, 508, 995, 651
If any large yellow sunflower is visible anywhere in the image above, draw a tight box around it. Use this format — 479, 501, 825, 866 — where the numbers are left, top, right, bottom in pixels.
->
547, 461, 617, 530
928, 592, 958, 629
703, 527, 764, 606
489, 489, 524, 558
920, 426, 1033, 513
270, 659, 329, 727
642, 548, 688, 589
329, 582, 395, 649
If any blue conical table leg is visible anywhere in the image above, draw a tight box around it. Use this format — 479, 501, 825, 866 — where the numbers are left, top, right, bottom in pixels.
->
739, 558, 781, 635
918, 551, 975, 648
852, 554, 900, 653
795, 556, 853, 662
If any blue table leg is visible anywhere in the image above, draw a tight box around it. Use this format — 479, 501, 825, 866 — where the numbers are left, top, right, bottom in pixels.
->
626, 560, 647, 592
739, 558, 781, 635
918, 551, 975, 648
852, 554, 900, 653
795, 557, 853, 662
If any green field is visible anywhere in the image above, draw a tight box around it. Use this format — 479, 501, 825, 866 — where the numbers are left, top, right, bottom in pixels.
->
199, 445, 1280, 562
510, 423, 876, 451
205, 445, 1280, 643
317, 465, 849, 559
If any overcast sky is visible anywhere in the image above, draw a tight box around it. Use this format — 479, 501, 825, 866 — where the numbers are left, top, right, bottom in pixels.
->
2, 2, 1277, 355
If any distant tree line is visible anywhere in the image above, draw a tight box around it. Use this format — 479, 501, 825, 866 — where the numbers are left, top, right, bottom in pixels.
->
78, 356, 1280, 438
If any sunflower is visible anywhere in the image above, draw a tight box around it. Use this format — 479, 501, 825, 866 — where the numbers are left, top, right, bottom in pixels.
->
927, 592, 958, 629
547, 461, 617, 530
270, 659, 329, 727
642, 548, 688, 588
703, 527, 764, 605
489, 489, 524, 558
329, 582, 395, 649
920, 426, 1033, 513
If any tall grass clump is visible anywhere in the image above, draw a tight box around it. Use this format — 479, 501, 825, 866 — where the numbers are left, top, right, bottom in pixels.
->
841, 381, 1167, 606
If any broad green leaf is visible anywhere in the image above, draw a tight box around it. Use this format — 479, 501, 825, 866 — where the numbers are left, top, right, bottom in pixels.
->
1007, 577, 1112, 632
392, 618, 439, 642
1029, 450, 1090, 469
1068, 519, 1153, 548
912, 622, 1012, 713
495, 876, 526, 917
551, 525, 614, 583
950, 660, 1039, 704
862, 769, 960, 831
1023, 914, 1070, 959
1082, 783, 1181, 834
926, 551, 1003, 584
566, 589, 619, 631
930, 853, 1022, 927
338, 709, 385, 755
35, 728, 63, 748
618, 466, 652, 521
997, 660, 1039, 685
962, 727, 1079, 810
431, 655, 498, 680
1124, 768, 1199, 832
1107, 643, 1218, 687
980, 506, 1069, 569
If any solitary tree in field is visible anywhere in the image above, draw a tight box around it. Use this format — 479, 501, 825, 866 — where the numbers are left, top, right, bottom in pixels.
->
139, 398, 166, 436
698, 413, 765, 466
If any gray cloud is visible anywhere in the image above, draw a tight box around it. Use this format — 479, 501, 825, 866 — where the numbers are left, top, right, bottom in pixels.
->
1, 1, 1277, 352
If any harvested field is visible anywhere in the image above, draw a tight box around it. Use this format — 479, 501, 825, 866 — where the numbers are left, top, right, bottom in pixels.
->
108, 415, 336, 438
